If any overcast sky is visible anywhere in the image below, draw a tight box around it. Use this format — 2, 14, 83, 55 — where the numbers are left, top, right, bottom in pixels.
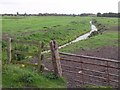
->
0, 0, 119, 14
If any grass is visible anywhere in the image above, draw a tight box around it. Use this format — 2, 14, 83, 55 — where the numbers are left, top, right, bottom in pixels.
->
2, 16, 118, 88
94, 17, 118, 26
81, 85, 112, 90
2, 16, 90, 33
2, 64, 66, 88
2, 16, 91, 45
60, 31, 118, 53
2, 16, 118, 46
59, 17, 118, 53
0, 61, 1, 88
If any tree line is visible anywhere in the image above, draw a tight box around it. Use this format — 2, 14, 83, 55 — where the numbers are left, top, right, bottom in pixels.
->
1, 12, 119, 17
97, 12, 119, 18
1, 12, 96, 17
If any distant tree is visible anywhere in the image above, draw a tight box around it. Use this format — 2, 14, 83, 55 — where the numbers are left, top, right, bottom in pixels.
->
24, 13, 27, 16
97, 13, 101, 17
101, 12, 118, 17
118, 13, 120, 18
17, 12, 19, 16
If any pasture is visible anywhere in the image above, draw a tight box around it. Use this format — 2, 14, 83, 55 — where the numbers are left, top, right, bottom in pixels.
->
3, 16, 91, 45
2, 16, 118, 46
2, 16, 119, 88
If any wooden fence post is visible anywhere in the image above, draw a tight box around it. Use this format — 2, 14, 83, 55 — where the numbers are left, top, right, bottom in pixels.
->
50, 40, 62, 77
7, 38, 12, 63
37, 42, 44, 72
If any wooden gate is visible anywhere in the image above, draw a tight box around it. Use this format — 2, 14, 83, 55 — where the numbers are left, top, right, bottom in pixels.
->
59, 52, 120, 88
49, 40, 120, 88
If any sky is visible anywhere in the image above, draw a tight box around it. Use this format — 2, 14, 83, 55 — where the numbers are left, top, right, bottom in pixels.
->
0, 0, 119, 14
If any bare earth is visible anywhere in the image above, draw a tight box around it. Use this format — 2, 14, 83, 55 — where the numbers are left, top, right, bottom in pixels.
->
75, 46, 118, 60
60, 46, 118, 88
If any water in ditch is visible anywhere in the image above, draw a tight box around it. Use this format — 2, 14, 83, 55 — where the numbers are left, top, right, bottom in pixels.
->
42, 21, 98, 53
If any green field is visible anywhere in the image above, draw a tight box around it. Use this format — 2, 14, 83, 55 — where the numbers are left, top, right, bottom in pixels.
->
2, 16, 118, 46
2, 16, 118, 88
94, 17, 118, 26
3, 16, 91, 45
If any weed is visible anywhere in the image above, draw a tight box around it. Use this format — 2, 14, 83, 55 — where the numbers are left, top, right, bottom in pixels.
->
45, 73, 58, 79
18, 73, 34, 84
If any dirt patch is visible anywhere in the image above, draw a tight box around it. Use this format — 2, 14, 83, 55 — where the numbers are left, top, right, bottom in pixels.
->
2, 33, 15, 39
60, 46, 118, 88
108, 26, 118, 31
75, 46, 118, 60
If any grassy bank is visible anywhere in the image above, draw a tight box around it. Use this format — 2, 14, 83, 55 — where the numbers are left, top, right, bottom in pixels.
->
2, 64, 66, 88
60, 31, 118, 53
59, 17, 118, 53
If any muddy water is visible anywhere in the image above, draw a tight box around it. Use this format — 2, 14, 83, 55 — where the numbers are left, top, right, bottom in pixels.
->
42, 21, 97, 54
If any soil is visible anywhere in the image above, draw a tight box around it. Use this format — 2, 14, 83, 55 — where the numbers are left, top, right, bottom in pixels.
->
61, 46, 118, 88
109, 26, 118, 31
75, 46, 118, 60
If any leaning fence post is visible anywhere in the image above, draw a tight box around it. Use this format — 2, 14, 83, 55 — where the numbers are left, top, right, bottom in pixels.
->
7, 38, 12, 63
50, 40, 62, 77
